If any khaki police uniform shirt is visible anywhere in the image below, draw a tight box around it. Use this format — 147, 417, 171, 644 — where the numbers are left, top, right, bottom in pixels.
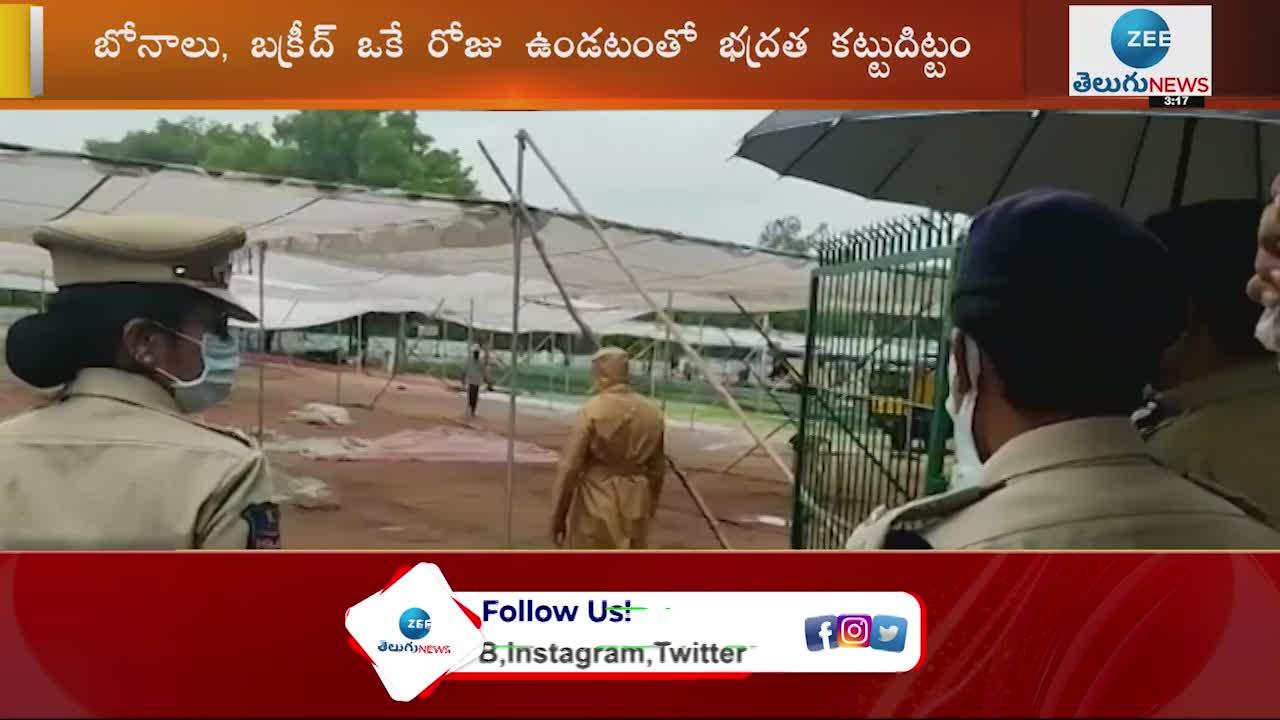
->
846, 417, 1280, 549
1140, 360, 1280, 521
0, 368, 280, 550
553, 361, 666, 550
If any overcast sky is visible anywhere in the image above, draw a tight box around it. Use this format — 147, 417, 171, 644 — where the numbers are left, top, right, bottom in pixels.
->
1, 110, 911, 244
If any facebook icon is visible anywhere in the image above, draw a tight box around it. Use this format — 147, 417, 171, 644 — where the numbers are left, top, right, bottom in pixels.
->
804, 615, 838, 652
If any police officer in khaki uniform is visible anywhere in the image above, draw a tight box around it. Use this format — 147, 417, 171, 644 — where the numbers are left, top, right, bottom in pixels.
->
1135, 200, 1280, 518
551, 347, 665, 549
0, 214, 281, 550
847, 189, 1280, 550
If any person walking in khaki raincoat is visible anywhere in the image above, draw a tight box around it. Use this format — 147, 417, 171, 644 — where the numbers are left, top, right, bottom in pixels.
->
0, 215, 280, 550
847, 190, 1280, 550
551, 347, 666, 549
1135, 199, 1280, 519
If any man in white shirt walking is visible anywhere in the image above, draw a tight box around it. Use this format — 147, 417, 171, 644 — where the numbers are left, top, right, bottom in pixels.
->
462, 346, 489, 419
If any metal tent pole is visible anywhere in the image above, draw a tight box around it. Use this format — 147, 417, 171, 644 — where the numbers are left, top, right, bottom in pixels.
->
256, 245, 266, 443
39, 270, 46, 312
518, 130, 794, 485
690, 314, 704, 430
722, 421, 791, 475
467, 298, 475, 350
504, 136, 526, 550
475, 141, 602, 357
662, 291, 672, 416
395, 312, 407, 373
356, 313, 364, 375
336, 319, 345, 405
477, 138, 733, 549
757, 313, 770, 413
715, 325, 798, 475
648, 311, 659, 399
548, 332, 556, 409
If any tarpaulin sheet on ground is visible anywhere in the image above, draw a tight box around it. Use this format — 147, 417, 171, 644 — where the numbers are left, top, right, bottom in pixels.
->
266, 428, 560, 464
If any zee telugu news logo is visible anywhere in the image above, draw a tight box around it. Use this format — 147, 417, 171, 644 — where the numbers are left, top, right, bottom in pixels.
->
804, 614, 908, 653
375, 607, 454, 655
1068, 6, 1212, 96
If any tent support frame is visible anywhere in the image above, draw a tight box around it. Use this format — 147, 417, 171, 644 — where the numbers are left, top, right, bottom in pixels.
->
720, 301, 799, 445
517, 130, 794, 487
256, 245, 266, 442
721, 420, 792, 476
715, 316, 798, 476
503, 135, 525, 549
478, 138, 732, 550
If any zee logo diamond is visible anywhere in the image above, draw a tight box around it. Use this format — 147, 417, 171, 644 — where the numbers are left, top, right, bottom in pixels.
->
345, 564, 485, 702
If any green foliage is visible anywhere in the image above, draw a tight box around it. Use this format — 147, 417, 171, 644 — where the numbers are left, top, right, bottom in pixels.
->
758, 215, 833, 256
83, 111, 477, 197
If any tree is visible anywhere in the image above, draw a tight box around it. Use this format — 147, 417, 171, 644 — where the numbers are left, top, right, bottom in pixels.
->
759, 215, 833, 255
84, 111, 477, 197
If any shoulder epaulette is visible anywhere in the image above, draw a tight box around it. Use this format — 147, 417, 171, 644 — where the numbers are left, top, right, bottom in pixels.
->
186, 418, 258, 449
1132, 398, 1181, 440
846, 482, 1004, 549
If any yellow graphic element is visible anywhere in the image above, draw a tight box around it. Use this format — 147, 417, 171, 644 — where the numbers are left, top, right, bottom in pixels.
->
0, 4, 37, 98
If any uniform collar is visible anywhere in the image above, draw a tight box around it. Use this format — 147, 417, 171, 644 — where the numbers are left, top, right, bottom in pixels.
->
64, 367, 180, 413
980, 416, 1150, 486
1157, 359, 1280, 414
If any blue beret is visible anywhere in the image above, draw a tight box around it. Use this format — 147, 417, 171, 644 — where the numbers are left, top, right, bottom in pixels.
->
952, 189, 1184, 348
955, 189, 1171, 301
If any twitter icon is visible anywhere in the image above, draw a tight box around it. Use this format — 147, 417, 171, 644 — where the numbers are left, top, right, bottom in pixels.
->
869, 615, 908, 653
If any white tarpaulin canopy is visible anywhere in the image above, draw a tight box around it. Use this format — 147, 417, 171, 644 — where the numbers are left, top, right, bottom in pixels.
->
0, 143, 815, 331
598, 319, 807, 354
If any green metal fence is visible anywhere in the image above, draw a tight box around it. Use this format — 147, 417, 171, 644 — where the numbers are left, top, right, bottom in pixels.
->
791, 213, 965, 549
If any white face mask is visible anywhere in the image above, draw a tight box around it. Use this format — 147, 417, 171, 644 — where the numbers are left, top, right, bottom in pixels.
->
946, 332, 984, 491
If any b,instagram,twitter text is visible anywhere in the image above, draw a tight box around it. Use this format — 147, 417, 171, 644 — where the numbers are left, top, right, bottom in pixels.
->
477, 641, 751, 668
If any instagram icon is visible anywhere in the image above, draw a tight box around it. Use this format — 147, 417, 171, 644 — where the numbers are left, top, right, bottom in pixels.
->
836, 614, 872, 647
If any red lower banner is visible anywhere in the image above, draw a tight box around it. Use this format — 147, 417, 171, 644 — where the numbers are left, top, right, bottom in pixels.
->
3, 552, 1279, 717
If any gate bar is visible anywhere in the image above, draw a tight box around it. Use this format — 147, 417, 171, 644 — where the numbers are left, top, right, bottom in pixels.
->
713, 326, 798, 476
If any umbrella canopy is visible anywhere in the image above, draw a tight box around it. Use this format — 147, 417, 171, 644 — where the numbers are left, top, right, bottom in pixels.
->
736, 110, 1280, 218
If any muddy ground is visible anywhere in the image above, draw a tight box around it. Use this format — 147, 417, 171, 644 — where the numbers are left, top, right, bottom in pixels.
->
0, 356, 793, 550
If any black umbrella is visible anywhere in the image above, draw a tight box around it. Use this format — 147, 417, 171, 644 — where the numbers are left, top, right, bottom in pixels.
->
736, 110, 1280, 217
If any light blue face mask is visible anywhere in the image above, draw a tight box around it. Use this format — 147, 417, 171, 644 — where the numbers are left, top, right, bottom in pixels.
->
155, 330, 240, 413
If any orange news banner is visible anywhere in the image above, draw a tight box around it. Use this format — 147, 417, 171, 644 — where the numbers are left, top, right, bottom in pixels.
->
1, 0, 1027, 107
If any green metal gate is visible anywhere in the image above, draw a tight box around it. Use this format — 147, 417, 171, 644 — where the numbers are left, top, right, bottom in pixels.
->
791, 212, 965, 549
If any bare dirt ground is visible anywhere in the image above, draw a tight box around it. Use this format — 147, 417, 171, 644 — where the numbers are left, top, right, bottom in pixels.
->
0, 356, 792, 550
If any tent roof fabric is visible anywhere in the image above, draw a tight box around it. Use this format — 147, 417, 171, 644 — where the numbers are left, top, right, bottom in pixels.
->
0, 142, 816, 331
597, 319, 808, 354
